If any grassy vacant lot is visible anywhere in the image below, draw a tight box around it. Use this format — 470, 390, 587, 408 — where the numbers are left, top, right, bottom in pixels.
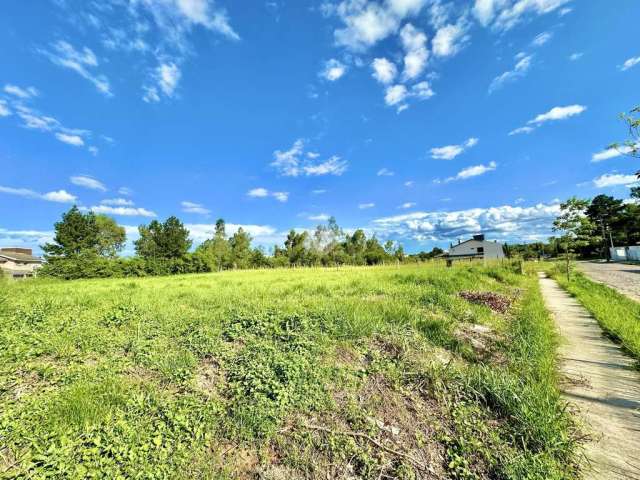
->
549, 265, 640, 360
0, 263, 580, 479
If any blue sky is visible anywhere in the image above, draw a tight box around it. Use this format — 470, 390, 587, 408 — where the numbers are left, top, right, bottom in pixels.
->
1, 0, 639, 254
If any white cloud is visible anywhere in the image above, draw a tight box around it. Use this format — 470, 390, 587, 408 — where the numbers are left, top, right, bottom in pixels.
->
0, 185, 77, 203
440, 161, 497, 183
372, 200, 562, 242
87, 205, 157, 217
312, 189, 327, 195
592, 173, 639, 189
398, 202, 416, 209
510, 104, 587, 135
387, 0, 429, 17
404, 180, 415, 187
620, 56, 640, 72
144, 62, 181, 102
0, 100, 10, 117
569, 52, 583, 61
4, 84, 39, 99
333, 1, 403, 51
118, 187, 133, 196
531, 31, 553, 47
384, 84, 408, 106
272, 191, 289, 202
309, 213, 331, 221
55, 132, 85, 147
101, 198, 134, 206
527, 104, 586, 125
247, 187, 269, 198
184, 222, 282, 247
377, 167, 395, 176
508, 126, 535, 136
41, 41, 112, 96
371, 57, 397, 84
432, 21, 469, 58
321, 58, 347, 81
70, 175, 107, 192
271, 139, 347, 177
591, 145, 635, 162
0, 228, 54, 253
359, 202, 376, 209
247, 188, 289, 202
400, 23, 429, 79
489, 54, 532, 93
181, 200, 210, 214
430, 137, 479, 160
473, 0, 571, 32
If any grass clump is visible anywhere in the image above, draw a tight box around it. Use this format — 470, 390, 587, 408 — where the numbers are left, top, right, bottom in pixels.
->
549, 264, 640, 359
0, 263, 581, 478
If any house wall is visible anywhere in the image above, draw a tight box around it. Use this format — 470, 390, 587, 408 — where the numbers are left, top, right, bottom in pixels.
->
449, 240, 505, 259
0, 259, 42, 277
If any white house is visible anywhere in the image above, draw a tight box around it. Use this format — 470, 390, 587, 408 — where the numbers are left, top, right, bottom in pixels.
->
0, 248, 44, 279
447, 234, 505, 261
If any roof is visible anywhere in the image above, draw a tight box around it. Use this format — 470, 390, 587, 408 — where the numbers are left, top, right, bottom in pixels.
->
0, 251, 44, 263
450, 238, 504, 250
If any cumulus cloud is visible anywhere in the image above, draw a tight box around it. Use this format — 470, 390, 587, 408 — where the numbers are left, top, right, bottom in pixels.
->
430, 137, 479, 160
371, 57, 398, 84
398, 202, 417, 209
620, 56, 640, 72
528, 104, 586, 124
0, 228, 54, 254
377, 167, 395, 176
592, 173, 639, 189
181, 201, 211, 214
531, 31, 553, 47
308, 213, 331, 221
489, 54, 532, 93
4, 84, 39, 99
383, 81, 434, 111
437, 161, 497, 183
55, 133, 85, 147
70, 175, 107, 192
591, 145, 635, 162
399, 23, 429, 79
271, 139, 347, 177
0, 185, 77, 203
0, 101, 10, 117
86, 205, 157, 217
473, 0, 571, 31
373, 200, 562, 243
321, 58, 347, 81
432, 21, 469, 58
144, 62, 182, 102
510, 104, 587, 135
101, 198, 134, 206
247, 188, 289, 202
40, 40, 112, 96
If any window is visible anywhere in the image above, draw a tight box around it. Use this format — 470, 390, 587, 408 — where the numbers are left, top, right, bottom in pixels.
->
477, 247, 484, 254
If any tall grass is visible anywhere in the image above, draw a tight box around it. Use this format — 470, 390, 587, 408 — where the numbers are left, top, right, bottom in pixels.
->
0, 263, 580, 478
549, 265, 640, 359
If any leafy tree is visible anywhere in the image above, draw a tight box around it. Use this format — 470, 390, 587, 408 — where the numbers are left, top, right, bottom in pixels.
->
229, 227, 252, 269
553, 198, 593, 280
135, 216, 192, 259
609, 106, 640, 177
284, 229, 309, 266
42, 206, 99, 257
195, 218, 231, 271
95, 215, 126, 257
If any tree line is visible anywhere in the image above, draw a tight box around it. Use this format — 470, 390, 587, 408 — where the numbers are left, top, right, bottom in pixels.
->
39, 206, 443, 279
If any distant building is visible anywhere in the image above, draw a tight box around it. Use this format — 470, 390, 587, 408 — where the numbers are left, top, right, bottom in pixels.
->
0, 248, 44, 279
446, 234, 505, 262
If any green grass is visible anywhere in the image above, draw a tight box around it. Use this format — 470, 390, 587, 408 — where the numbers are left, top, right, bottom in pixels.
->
548, 264, 640, 360
0, 264, 580, 478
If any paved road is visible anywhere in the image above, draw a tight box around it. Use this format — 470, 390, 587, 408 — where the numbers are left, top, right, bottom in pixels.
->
538, 273, 640, 479
578, 261, 640, 302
